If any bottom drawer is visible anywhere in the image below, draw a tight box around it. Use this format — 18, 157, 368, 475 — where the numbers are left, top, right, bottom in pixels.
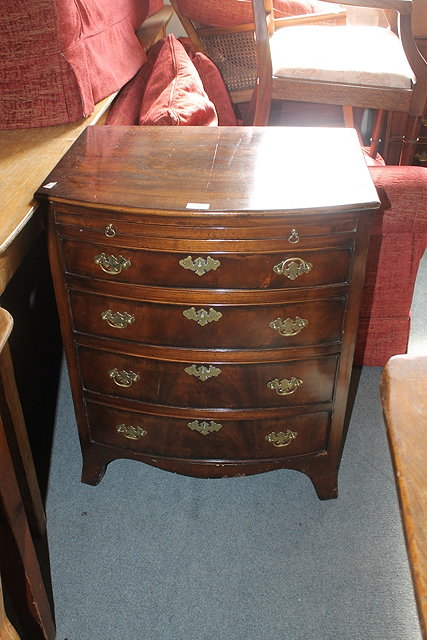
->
86, 401, 331, 460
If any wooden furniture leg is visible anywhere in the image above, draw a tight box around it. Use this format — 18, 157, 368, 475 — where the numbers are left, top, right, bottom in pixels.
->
0, 308, 55, 640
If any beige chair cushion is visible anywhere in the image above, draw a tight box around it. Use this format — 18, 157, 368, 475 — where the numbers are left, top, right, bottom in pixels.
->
270, 26, 415, 89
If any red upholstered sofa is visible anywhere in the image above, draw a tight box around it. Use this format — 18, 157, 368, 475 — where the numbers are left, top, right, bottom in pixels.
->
355, 166, 427, 366
106, 35, 427, 367
0, 0, 163, 129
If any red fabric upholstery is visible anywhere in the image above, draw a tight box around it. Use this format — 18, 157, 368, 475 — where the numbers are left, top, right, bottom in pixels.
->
174, 0, 339, 26
139, 35, 218, 126
147, 0, 165, 16
0, 0, 149, 129
354, 166, 427, 366
106, 37, 238, 127
179, 39, 238, 126
105, 40, 164, 125
274, 0, 341, 18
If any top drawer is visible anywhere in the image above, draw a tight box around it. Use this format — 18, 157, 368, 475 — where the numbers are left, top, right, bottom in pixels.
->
60, 240, 353, 290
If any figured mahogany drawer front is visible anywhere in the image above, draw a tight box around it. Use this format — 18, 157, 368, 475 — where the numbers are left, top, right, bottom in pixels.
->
86, 400, 331, 460
70, 290, 346, 349
61, 239, 352, 289
78, 347, 338, 408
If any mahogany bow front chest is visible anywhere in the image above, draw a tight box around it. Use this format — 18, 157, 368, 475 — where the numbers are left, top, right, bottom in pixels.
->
36, 126, 379, 499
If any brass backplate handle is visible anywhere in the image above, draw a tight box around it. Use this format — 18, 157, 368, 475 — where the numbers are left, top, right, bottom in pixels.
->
269, 316, 308, 337
116, 424, 147, 440
273, 258, 312, 280
187, 420, 223, 435
101, 310, 135, 329
179, 255, 220, 276
267, 376, 303, 395
184, 364, 222, 381
265, 430, 297, 447
94, 253, 131, 274
183, 307, 223, 326
108, 368, 140, 387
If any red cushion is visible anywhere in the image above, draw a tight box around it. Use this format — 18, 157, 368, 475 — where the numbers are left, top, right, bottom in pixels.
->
106, 40, 163, 125
175, 0, 340, 26
274, 0, 341, 18
178, 38, 238, 126
139, 34, 218, 126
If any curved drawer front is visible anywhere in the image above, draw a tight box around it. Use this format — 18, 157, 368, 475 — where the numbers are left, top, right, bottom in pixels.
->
78, 347, 338, 408
61, 240, 352, 289
86, 400, 331, 460
70, 290, 346, 349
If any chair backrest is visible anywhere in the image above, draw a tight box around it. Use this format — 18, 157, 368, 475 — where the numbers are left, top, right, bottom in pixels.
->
250, 0, 427, 123
170, 0, 346, 103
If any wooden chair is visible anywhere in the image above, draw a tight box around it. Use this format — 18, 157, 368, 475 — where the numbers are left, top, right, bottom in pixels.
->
250, 0, 427, 165
0, 308, 55, 640
169, 0, 346, 105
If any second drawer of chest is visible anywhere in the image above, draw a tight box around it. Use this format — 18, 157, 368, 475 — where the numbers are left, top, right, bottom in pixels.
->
78, 347, 338, 408
69, 290, 346, 349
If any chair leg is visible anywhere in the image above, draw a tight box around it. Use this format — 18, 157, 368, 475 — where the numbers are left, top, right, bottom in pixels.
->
400, 114, 422, 165
368, 109, 386, 158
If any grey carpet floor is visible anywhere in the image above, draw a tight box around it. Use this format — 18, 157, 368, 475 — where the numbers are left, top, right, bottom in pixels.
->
46, 254, 426, 640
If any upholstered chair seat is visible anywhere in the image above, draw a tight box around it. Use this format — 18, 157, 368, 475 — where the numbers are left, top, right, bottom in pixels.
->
270, 25, 415, 89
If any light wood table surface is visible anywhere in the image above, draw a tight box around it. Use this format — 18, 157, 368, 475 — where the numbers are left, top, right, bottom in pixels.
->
381, 354, 427, 640
0, 94, 116, 294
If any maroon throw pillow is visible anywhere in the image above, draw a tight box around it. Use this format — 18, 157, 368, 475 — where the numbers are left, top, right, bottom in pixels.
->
139, 34, 218, 126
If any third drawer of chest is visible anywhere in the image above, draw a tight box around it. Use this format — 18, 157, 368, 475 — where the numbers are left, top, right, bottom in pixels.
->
78, 347, 338, 409
69, 290, 346, 349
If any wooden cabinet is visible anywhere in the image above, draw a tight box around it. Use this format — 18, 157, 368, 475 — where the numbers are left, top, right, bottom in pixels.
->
36, 126, 379, 500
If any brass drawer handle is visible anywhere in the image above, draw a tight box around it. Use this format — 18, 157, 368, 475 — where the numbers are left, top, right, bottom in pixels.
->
269, 316, 308, 337
183, 307, 223, 326
273, 257, 312, 280
288, 229, 300, 244
187, 420, 223, 435
179, 255, 220, 276
104, 224, 116, 237
265, 430, 297, 447
415, 150, 427, 164
184, 364, 222, 381
267, 376, 303, 395
108, 368, 140, 387
116, 424, 147, 440
94, 253, 131, 274
101, 310, 135, 329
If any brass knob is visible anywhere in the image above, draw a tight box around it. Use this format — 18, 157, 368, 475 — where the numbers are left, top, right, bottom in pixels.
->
288, 229, 300, 244
104, 224, 116, 237
94, 253, 131, 274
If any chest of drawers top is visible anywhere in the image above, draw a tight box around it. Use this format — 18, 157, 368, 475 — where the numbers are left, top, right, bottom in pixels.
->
36, 126, 379, 219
